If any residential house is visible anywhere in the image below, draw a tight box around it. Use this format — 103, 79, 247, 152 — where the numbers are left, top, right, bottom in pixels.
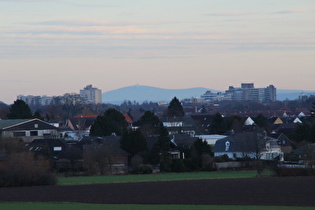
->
145, 134, 195, 160
195, 134, 227, 145
270, 133, 294, 153
27, 138, 68, 159
171, 133, 200, 159
0, 118, 59, 143
64, 114, 134, 140
292, 143, 315, 160
161, 116, 202, 136
123, 113, 134, 127
64, 115, 97, 140
190, 114, 214, 134
77, 135, 129, 174
244, 117, 255, 126
213, 131, 283, 160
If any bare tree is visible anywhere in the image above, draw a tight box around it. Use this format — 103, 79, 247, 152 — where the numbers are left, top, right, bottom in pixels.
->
83, 142, 118, 175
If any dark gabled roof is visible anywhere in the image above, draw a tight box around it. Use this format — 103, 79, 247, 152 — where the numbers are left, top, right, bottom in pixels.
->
77, 136, 106, 147
0, 118, 58, 131
292, 143, 315, 156
190, 114, 214, 133
28, 138, 67, 149
161, 116, 203, 135
161, 116, 196, 125
191, 114, 214, 125
67, 117, 96, 130
76, 135, 129, 156
0, 119, 32, 130
172, 134, 199, 148
28, 139, 68, 158
269, 133, 294, 147
213, 132, 274, 153
271, 123, 297, 136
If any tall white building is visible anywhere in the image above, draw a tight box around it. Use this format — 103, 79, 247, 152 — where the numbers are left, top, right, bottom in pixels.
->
225, 83, 276, 102
80, 85, 102, 104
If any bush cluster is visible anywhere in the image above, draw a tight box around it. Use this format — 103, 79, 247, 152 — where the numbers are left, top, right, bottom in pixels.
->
275, 167, 315, 176
0, 152, 57, 187
130, 165, 153, 174
214, 154, 231, 162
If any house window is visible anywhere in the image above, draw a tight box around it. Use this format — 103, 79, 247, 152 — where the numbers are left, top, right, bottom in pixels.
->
225, 141, 230, 151
53, 147, 62, 151
13, 132, 26, 137
34, 124, 38, 128
30, 131, 38, 136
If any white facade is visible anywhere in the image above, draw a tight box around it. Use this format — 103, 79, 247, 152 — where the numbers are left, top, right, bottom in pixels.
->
215, 152, 257, 159
80, 85, 102, 104
196, 134, 227, 145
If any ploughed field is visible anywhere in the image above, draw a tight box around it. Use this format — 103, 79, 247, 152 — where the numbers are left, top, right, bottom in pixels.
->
0, 177, 314, 206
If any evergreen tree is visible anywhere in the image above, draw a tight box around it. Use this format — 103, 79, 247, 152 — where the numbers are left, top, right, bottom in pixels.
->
137, 110, 161, 137
167, 97, 184, 117
186, 138, 212, 171
33, 110, 44, 120
156, 123, 172, 171
90, 108, 127, 136
209, 113, 227, 134
120, 129, 147, 156
7, 99, 32, 119
227, 115, 243, 132
254, 113, 269, 132
311, 101, 315, 118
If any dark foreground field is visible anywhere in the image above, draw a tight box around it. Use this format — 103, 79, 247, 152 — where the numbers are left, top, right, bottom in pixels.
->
0, 177, 314, 206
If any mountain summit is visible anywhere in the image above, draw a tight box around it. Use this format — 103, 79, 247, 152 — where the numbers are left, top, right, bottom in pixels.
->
102, 85, 212, 104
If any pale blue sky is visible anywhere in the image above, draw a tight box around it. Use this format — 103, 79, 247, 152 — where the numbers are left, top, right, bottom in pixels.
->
1, 0, 314, 104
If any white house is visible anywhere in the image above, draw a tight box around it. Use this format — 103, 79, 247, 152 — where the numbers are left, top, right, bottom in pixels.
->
195, 134, 227, 145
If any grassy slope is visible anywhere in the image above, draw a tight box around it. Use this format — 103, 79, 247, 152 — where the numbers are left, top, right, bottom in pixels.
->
0, 203, 314, 210
58, 170, 258, 186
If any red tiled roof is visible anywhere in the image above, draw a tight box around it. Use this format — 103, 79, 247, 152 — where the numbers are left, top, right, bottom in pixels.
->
74, 115, 98, 118
123, 114, 133, 124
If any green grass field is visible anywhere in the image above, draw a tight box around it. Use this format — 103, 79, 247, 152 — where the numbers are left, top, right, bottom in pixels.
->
58, 170, 259, 185
0, 203, 313, 210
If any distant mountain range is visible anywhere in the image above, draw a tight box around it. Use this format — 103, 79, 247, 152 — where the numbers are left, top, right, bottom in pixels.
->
102, 85, 212, 104
102, 85, 315, 104
277, 90, 315, 101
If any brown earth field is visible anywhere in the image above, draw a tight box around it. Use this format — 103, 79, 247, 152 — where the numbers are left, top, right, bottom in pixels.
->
0, 177, 314, 206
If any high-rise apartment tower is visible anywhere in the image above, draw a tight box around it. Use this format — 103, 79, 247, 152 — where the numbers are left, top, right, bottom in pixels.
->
80, 85, 102, 104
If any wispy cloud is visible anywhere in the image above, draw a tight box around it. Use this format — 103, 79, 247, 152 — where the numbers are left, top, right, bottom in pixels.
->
271, 9, 313, 15
29, 19, 173, 27
204, 12, 254, 17
60, 2, 120, 8
0, 0, 54, 2
205, 9, 313, 17
7, 25, 152, 35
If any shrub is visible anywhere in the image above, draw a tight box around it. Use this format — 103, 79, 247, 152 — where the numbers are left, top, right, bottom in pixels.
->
274, 167, 315, 176
0, 152, 57, 187
201, 154, 215, 171
214, 154, 231, 162
130, 165, 153, 174
171, 159, 186, 172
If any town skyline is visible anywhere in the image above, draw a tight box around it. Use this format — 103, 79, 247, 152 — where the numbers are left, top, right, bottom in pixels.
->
1, 0, 314, 104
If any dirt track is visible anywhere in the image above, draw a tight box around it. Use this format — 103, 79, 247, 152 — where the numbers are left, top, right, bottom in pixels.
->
0, 177, 314, 206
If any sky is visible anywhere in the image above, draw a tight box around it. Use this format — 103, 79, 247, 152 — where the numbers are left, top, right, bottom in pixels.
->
1, 0, 315, 104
